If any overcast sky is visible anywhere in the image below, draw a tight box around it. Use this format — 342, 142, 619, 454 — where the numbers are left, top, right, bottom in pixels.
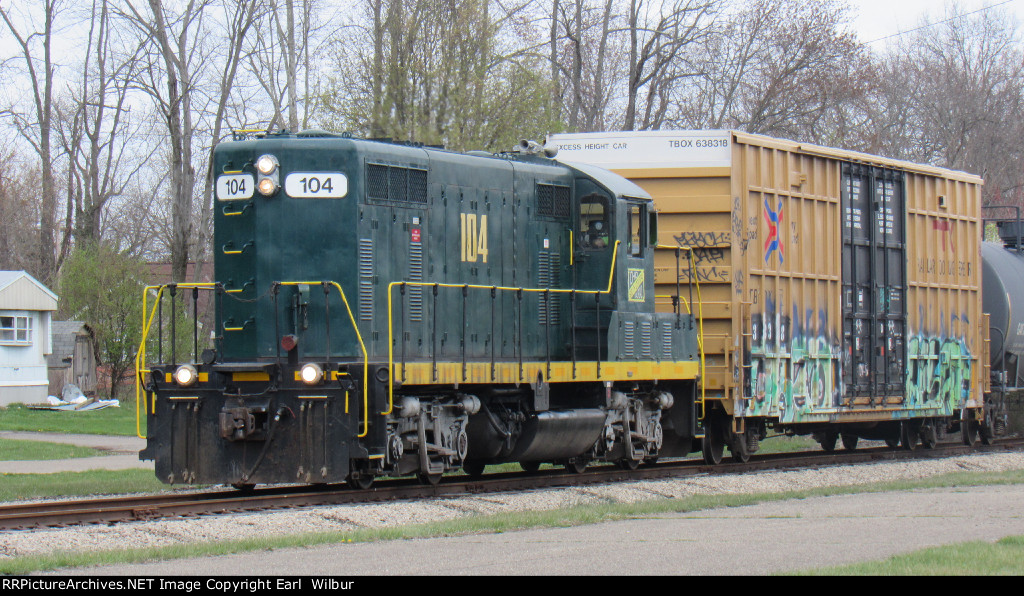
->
849, 0, 1023, 45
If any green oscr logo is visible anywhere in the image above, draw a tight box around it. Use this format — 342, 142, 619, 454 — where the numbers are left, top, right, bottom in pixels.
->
627, 268, 645, 302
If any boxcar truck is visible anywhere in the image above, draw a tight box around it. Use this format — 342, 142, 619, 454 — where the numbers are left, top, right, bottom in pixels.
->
548, 130, 994, 462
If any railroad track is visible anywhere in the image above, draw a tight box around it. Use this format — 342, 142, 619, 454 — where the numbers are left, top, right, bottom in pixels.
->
3, 439, 1021, 532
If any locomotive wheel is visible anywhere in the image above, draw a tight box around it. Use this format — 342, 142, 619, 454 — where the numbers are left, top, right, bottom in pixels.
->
346, 473, 374, 490
417, 472, 443, 486
564, 458, 589, 474
841, 434, 858, 451
462, 460, 486, 479
519, 461, 542, 473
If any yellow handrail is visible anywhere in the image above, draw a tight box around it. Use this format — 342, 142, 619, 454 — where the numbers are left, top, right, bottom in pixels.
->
134, 280, 370, 440
135, 283, 218, 439
655, 244, 706, 418
277, 281, 369, 437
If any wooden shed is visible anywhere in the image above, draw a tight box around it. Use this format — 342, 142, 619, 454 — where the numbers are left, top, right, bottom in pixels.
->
46, 321, 98, 397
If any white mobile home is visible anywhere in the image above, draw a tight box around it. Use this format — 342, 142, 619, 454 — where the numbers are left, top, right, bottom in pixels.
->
0, 271, 57, 406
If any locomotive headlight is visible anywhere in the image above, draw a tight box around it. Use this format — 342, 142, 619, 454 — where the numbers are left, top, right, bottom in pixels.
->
255, 154, 278, 175
174, 364, 198, 387
257, 177, 278, 196
300, 363, 324, 385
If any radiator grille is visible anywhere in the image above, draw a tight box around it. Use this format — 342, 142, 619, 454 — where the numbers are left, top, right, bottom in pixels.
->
408, 241, 423, 321
537, 251, 561, 325
358, 238, 374, 320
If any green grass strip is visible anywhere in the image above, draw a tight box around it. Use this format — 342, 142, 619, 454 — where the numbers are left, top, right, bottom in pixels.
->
0, 470, 170, 502
3, 468, 1024, 575
0, 403, 143, 437
791, 534, 1024, 575
0, 439, 103, 462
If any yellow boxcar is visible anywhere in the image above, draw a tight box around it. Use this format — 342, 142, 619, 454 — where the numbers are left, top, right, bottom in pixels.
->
550, 130, 988, 457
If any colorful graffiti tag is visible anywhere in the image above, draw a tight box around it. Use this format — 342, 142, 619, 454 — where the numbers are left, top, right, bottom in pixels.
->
763, 197, 784, 265
741, 293, 973, 422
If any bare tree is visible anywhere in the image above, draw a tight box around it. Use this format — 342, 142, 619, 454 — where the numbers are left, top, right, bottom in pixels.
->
55, 0, 152, 252
675, 0, 868, 141
0, 1, 65, 284
325, 0, 558, 151
622, 0, 714, 131
246, 0, 318, 132
0, 146, 44, 273
871, 5, 1024, 206
119, 0, 212, 283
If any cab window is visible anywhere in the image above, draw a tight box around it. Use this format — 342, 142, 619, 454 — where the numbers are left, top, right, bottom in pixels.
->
580, 193, 610, 250
627, 202, 646, 257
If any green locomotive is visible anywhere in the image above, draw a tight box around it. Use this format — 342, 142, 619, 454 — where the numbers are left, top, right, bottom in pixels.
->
137, 131, 703, 487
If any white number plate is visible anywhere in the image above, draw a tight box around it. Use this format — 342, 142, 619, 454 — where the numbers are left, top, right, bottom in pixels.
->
216, 174, 255, 200
285, 173, 348, 198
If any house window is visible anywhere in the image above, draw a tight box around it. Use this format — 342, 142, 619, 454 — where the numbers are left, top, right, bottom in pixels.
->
0, 315, 32, 345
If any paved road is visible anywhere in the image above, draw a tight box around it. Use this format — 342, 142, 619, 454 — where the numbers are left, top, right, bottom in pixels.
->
0, 431, 150, 474
56, 484, 1024, 576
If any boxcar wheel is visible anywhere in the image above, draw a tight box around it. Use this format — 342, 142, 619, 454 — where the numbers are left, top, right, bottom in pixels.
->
900, 421, 919, 451
921, 422, 938, 449
841, 434, 858, 451
702, 432, 724, 465
980, 409, 996, 445
817, 431, 838, 452
730, 438, 750, 463
884, 435, 900, 449
962, 417, 979, 447
231, 483, 255, 492
417, 472, 443, 486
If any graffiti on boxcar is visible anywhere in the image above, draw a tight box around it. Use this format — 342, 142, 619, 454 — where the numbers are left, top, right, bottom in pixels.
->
905, 307, 974, 414
763, 197, 784, 265
689, 247, 727, 264
680, 266, 730, 283
744, 297, 841, 422
673, 231, 731, 248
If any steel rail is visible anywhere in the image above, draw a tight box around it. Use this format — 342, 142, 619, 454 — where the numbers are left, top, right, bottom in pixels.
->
2, 439, 1021, 532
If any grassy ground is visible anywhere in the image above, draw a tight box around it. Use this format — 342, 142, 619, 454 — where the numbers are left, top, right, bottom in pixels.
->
0, 399, 144, 437
0, 469, 170, 502
2, 468, 1023, 575
791, 535, 1024, 575
0, 438, 102, 461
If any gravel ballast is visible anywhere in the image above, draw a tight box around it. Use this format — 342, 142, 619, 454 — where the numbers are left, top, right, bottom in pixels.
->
2, 451, 1024, 560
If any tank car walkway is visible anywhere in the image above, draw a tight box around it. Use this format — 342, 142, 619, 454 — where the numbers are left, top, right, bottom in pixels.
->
0, 431, 149, 474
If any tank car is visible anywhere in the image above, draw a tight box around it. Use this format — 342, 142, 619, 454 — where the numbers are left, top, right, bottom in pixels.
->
137, 131, 702, 487
979, 216, 1024, 437
550, 130, 1005, 461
